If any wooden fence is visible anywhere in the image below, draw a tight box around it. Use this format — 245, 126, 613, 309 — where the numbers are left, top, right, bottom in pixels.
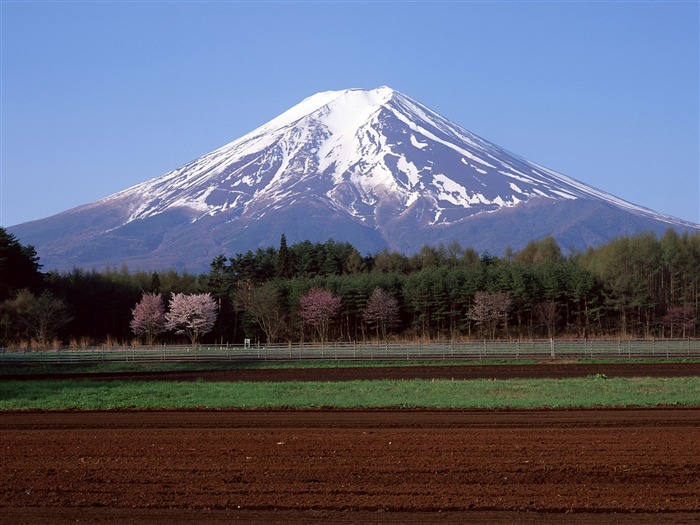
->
2, 339, 700, 365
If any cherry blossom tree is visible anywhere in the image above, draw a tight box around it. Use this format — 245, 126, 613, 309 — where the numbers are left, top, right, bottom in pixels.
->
468, 291, 512, 339
165, 293, 218, 345
363, 287, 399, 340
298, 288, 341, 344
130, 292, 166, 345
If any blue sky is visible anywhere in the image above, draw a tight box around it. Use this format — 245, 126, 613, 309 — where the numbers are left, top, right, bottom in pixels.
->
2, 1, 698, 228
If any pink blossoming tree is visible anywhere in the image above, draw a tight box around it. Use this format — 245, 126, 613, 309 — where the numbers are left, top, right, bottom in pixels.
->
298, 287, 341, 344
165, 293, 218, 345
130, 292, 166, 345
468, 291, 512, 339
363, 287, 400, 340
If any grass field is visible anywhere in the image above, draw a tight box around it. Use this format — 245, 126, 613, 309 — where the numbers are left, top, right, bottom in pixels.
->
2, 375, 699, 410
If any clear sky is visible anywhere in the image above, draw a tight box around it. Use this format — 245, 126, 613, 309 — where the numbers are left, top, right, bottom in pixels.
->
2, 1, 698, 228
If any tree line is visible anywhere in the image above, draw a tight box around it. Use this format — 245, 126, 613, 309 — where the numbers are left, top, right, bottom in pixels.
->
1, 228, 699, 347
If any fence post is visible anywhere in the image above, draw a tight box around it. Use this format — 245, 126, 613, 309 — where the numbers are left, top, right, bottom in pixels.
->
550, 338, 555, 359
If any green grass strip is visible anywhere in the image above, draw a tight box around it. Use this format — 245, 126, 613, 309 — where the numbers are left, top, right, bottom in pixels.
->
2, 376, 699, 410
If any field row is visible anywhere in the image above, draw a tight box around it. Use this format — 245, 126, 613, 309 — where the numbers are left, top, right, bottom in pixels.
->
2, 409, 699, 524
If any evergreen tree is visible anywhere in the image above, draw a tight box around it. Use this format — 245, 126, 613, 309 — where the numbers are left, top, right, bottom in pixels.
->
149, 272, 161, 293
0, 227, 43, 301
276, 234, 292, 278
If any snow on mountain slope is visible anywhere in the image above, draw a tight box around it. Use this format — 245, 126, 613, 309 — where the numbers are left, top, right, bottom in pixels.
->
10, 86, 699, 272
102, 86, 691, 230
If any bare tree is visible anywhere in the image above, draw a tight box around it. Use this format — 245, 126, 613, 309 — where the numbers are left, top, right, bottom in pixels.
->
662, 305, 697, 338
247, 284, 286, 343
298, 288, 342, 344
2, 289, 72, 347
534, 300, 561, 339
363, 287, 399, 340
165, 293, 218, 345
468, 291, 511, 339
130, 292, 166, 345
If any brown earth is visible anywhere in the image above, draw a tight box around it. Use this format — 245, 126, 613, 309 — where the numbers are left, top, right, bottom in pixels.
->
4, 360, 700, 382
1, 408, 699, 524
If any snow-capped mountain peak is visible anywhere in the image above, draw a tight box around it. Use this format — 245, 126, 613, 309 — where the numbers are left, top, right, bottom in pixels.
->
11, 86, 699, 272
112, 85, 688, 231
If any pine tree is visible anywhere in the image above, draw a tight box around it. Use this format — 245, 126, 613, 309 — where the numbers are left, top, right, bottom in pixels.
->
0, 227, 43, 301
276, 234, 292, 278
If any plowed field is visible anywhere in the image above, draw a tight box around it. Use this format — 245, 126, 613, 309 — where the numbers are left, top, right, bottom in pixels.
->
5, 360, 700, 382
3, 363, 700, 523
2, 408, 699, 524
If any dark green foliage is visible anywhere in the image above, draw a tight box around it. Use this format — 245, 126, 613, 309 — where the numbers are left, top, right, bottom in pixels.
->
44, 269, 143, 342
4, 230, 699, 344
275, 234, 292, 279
149, 272, 161, 293
0, 227, 43, 301
205, 255, 236, 343
41, 267, 204, 344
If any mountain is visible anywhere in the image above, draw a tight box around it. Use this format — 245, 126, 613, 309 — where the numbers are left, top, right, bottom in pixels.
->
10, 86, 699, 273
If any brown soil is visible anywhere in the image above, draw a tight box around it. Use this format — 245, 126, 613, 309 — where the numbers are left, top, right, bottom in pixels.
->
1, 408, 699, 524
4, 360, 700, 382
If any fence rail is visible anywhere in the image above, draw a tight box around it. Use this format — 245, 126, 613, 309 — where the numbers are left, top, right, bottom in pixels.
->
2, 339, 700, 365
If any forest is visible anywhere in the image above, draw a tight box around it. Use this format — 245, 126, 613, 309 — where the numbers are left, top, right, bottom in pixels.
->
1, 227, 699, 347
